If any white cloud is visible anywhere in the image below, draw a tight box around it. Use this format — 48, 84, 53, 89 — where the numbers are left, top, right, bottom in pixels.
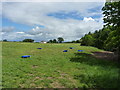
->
2, 2, 105, 41
2, 31, 34, 41
83, 17, 95, 22
16, 32, 25, 34
27, 26, 42, 35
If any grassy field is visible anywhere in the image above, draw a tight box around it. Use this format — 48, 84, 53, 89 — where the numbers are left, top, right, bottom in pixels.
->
2, 42, 119, 88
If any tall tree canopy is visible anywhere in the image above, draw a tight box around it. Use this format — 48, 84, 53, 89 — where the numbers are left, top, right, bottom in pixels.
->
81, 34, 94, 46
102, 1, 120, 27
57, 37, 64, 43
22, 39, 34, 42
102, 1, 120, 52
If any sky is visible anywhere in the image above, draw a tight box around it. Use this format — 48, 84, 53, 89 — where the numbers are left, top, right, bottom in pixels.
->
0, 1, 105, 42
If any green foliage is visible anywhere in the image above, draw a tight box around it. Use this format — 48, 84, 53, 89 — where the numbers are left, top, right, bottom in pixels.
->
104, 29, 120, 51
48, 39, 58, 43
76, 40, 80, 43
57, 37, 64, 43
102, 1, 120, 27
102, 1, 120, 52
93, 28, 111, 49
22, 39, 34, 42
53, 39, 58, 43
48, 40, 53, 43
3, 39, 8, 42
81, 34, 94, 46
71, 40, 76, 43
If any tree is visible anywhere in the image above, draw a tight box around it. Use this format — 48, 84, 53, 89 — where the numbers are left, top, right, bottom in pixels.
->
104, 30, 119, 51
102, 1, 120, 61
88, 31, 92, 35
76, 40, 80, 43
53, 39, 58, 43
22, 39, 34, 42
57, 37, 64, 43
72, 40, 76, 43
81, 35, 94, 46
48, 40, 53, 43
93, 27, 111, 49
3, 39, 7, 42
102, 1, 120, 27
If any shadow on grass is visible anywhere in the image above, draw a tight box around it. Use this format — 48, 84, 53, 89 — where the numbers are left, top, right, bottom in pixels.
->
74, 73, 119, 88
70, 53, 118, 67
70, 53, 119, 88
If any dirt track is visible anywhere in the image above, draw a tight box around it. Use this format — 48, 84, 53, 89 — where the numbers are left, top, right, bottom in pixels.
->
92, 51, 118, 61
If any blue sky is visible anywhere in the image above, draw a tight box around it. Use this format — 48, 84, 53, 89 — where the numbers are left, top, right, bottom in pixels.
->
2, 18, 45, 32
47, 11, 83, 20
2, 18, 32, 32
1, 2, 105, 41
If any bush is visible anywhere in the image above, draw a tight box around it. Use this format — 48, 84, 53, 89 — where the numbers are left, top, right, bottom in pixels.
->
22, 39, 34, 42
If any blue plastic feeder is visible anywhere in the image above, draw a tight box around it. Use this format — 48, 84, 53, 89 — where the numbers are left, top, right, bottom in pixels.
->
69, 47, 74, 49
21, 55, 31, 58
78, 50, 84, 52
37, 48, 42, 49
63, 50, 68, 52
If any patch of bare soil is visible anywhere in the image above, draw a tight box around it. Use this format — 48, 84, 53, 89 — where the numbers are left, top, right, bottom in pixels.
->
32, 65, 39, 68
92, 51, 118, 61
50, 81, 65, 88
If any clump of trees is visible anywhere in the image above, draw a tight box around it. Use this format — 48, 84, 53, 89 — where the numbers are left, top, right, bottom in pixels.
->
80, 27, 111, 49
70, 40, 80, 43
3, 39, 8, 42
80, 1, 120, 52
57, 37, 64, 43
48, 37, 64, 43
48, 39, 58, 43
22, 39, 34, 42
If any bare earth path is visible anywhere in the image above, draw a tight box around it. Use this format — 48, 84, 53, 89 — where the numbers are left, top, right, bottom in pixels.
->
92, 51, 118, 61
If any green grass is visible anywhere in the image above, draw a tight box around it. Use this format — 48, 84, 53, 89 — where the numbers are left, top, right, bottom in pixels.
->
2, 42, 119, 88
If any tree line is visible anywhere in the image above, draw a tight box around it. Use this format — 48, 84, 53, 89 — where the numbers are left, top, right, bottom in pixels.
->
47, 37, 64, 43
80, 1, 120, 52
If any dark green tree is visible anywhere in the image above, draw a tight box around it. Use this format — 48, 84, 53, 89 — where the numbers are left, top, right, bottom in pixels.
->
81, 34, 94, 46
93, 28, 111, 49
53, 39, 58, 43
72, 40, 76, 43
48, 40, 53, 43
88, 31, 92, 35
57, 37, 64, 43
3, 39, 7, 42
102, 1, 120, 27
22, 39, 34, 42
102, 1, 120, 49
76, 40, 80, 43
102, 1, 120, 60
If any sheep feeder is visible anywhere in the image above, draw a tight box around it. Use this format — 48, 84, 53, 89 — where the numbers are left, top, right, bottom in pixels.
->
69, 47, 74, 49
37, 48, 42, 49
63, 50, 68, 52
21, 55, 31, 58
78, 50, 84, 52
